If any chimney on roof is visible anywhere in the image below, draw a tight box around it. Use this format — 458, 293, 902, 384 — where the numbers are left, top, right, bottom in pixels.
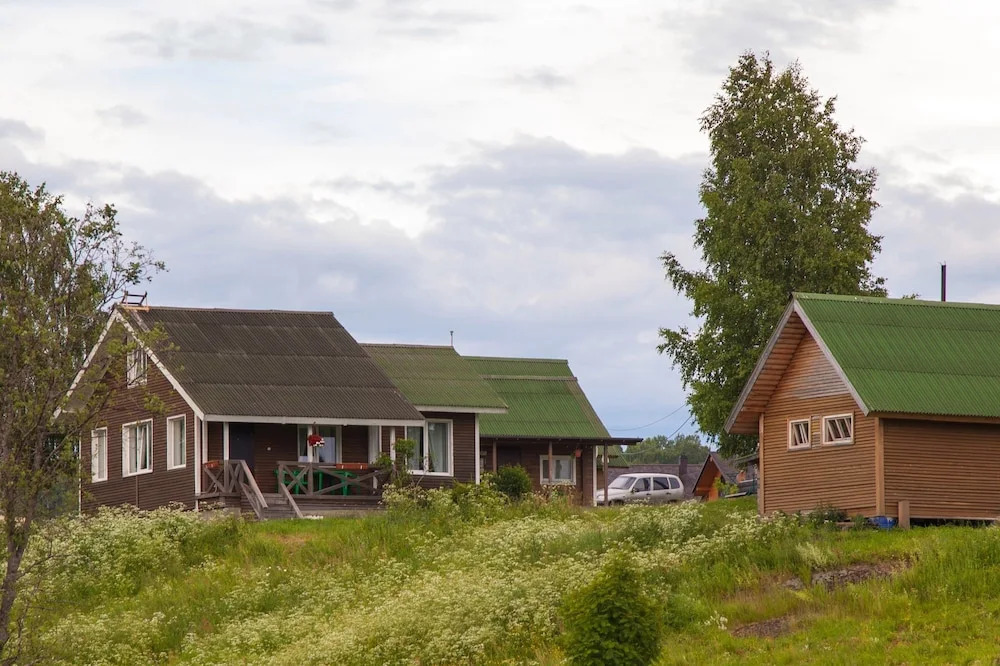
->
678, 454, 688, 476
941, 263, 947, 302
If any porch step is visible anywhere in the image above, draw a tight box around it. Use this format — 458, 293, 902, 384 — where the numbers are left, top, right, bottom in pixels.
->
256, 493, 382, 519
258, 493, 297, 520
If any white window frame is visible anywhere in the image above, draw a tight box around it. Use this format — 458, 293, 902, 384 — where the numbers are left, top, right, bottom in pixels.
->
788, 418, 811, 450
91, 427, 108, 482
122, 418, 153, 477
406, 420, 454, 477
166, 414, 187, 470
822, 413, 854, 446
126, 346, 148, 388
539, 454, 576, 485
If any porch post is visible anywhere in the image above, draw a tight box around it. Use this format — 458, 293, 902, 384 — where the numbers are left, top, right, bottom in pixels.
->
223, 422, 230, 461
492, 441, 497, 472
548, 441, 554, 485
603, 442, 609, 507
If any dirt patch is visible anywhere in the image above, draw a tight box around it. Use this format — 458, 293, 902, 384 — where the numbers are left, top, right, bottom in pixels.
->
784, 560, 905, 591
731, 616, 791, 639
270, 533, 313, 549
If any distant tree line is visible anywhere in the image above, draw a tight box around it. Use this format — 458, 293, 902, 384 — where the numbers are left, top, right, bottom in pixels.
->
621, 433, 709, 465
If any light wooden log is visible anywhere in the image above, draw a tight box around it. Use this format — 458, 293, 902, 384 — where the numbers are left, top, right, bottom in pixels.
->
898, 499, 911, 529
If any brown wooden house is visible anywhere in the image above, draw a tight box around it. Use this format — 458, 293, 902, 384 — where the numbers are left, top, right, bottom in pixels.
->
726, 293, 1000, 522
74, 304, 627, 517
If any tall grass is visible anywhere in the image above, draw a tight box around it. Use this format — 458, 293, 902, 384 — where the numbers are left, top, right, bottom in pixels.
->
10, 497, 1000, 664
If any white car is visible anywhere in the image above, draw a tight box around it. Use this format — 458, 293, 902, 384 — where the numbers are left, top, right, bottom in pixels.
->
596, 473, 684, 505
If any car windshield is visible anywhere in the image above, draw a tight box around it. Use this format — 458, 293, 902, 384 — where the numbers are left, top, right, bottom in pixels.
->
608, 476, 635, 489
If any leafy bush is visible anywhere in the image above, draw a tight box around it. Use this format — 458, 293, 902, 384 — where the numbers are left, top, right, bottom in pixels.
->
561, 553, 661, 666
493, 465, 532, 500
805, 503, 847, 527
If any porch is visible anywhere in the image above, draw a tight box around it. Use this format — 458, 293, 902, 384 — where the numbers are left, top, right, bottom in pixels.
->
197, 422, 394, 518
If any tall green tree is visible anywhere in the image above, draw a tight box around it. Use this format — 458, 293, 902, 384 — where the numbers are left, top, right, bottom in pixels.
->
659, 52, 885, 457
0, 173, 161, 662
623, 434, 709, 465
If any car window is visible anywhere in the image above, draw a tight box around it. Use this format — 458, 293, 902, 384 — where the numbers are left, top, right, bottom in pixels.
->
652, 477, 670, 491
669, 476, 680, 490
633, 477, 650, 492
609, 476, 635, 489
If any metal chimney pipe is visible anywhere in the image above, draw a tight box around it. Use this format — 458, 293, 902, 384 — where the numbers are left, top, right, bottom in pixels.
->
941, 263, 947, 302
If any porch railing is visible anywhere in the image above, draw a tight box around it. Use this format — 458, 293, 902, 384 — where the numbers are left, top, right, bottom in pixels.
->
275, 462, 388, 498
202, 459, 269, 519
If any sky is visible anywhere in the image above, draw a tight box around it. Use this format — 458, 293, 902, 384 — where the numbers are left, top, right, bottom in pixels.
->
3, 0, 1000, 440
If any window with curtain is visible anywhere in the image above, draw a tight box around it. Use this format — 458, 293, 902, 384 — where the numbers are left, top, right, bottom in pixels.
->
404, 425, 425, 472
298, 425, 339, 462
427, 421, 451, 474
123, 420, 152, 476
91, 428, 107, 482
540, 455, 575, 485
167, 415, 186, 469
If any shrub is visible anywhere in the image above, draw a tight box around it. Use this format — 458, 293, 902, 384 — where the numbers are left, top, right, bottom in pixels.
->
494, 465, 533, 501
560, 554, 661, 666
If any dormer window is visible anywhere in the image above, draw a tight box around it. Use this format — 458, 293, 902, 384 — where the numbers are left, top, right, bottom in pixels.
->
127, 346, 148, 387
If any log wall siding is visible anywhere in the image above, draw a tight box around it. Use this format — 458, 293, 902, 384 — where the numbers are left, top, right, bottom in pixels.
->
884, 420, 1000, 520
81, 361, 196, 512
761, 334, 876, 516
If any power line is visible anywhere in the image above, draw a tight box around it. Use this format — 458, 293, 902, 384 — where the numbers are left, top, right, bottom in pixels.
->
608, 403, 688, 432
613, 414, 696, 460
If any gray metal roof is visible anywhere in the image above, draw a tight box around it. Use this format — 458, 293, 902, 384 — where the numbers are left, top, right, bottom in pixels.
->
124, 306, 423, 421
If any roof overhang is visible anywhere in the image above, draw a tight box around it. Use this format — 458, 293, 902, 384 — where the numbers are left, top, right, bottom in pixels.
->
724, 298, 869, 435
203, 415, 426, 426
479, 435, 643, 445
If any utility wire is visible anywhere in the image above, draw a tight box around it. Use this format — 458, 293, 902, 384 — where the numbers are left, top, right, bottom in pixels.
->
608, 403, 688, 432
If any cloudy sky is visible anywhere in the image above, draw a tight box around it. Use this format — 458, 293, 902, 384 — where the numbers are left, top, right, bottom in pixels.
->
3, 0, 1000, 440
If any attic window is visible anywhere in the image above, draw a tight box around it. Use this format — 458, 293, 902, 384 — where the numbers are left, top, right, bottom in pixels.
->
788, 419, 811, 450
126, 346, 148, 387
823, 414, 853, 446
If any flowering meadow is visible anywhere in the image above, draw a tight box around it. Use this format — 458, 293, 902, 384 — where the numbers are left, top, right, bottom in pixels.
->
10, 493, 1000, 664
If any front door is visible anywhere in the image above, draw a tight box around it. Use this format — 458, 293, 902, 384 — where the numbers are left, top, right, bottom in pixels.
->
229, 423, 255, 473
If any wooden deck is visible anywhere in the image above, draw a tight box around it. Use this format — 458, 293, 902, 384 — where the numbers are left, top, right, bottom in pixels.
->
201, 460, 388, 519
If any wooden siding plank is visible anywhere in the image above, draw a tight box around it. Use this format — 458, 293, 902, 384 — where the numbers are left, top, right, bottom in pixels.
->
884, 419, 1000, 519
760, 333, 874, 515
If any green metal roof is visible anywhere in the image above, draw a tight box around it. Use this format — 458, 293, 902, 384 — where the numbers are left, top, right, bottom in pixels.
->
466, 356, 611, 439
361, 344, 507, 411
796, 293, 1000, 418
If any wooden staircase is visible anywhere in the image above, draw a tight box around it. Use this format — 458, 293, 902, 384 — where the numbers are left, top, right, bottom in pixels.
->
260, 493, 300, 520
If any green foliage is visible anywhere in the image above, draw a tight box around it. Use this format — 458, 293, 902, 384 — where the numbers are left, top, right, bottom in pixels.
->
0, 172, 162, 659
658, 52, 886, 456
493, 465, 533, 500
561, 554, 661, 666
623, 433, 709, 464
713, 476, 739, 498
388, 438, 416, 487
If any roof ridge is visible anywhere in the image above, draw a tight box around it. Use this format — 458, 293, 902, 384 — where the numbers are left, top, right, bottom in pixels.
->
795, 292, 1000, 312
465, 355, 569, 363
124, 304, 337, 316
361, 343, 455, 350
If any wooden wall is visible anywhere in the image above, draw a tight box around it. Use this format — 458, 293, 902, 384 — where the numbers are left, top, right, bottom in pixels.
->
81, 361, 196, 512
761, 333, 876, 516
484, 439, 596, 504
380, 412, 478, 488
884, 419, 1000, 520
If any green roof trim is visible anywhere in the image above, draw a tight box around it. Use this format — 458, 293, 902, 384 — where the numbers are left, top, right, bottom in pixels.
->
361, 344, 508, 411
466, 356, 611, 439
795, 292, 1000, 419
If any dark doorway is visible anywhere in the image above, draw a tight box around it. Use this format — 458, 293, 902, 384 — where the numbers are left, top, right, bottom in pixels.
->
229, 423, 255, 473
497, 446, 521, 469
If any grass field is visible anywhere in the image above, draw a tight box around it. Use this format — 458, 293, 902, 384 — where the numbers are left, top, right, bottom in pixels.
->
10, 493, 1000, 664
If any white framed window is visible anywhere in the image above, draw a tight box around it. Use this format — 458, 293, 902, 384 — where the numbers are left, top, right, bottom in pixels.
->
126, 346, 148, 387
122, 419, 152, 476
788, 418, 811, 450
823, 414, 853, 446
297, 425, 340, 463
91, 428, 107, 482
401, 421, 453, 475
540, 455, 575, 485
167, 415, 186, 469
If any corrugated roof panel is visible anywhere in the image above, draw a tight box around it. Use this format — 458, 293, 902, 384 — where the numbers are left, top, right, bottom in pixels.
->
126, 306, 422, 421
468, 356, 611, 439
796, 293, 1000, 418
360, 344, 507, 410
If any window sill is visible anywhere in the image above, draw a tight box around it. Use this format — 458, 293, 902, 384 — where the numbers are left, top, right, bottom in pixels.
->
410, 471, 453, 477
787, 445, 812, 451
91, 477, 108, 484
167, 464, 187, 471
823, 440, 853, 447
123, 469, 153, 478
542, 481, 576, 486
